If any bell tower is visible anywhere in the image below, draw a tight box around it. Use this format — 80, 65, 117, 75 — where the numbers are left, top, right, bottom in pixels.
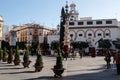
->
69, 3, 79, 21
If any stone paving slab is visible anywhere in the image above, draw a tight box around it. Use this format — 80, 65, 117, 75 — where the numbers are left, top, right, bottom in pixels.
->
0, 56, 120, 80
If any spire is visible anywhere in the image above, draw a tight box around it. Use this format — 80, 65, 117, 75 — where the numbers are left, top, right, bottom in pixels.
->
61, 7, 65, 20
60, 7, 66, 44
65, 1, 69, 14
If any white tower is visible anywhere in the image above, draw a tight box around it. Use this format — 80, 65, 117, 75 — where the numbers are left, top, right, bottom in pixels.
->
69, 3, 79, 21
64, 2, 70, 48
0, 16, 3, 48
0, 16, 3, 40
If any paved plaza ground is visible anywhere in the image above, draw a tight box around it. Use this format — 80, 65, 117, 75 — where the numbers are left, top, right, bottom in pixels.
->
0, 55, 120, 80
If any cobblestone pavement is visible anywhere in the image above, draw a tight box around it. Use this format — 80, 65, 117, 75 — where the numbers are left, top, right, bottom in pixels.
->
0, 55, 120, 80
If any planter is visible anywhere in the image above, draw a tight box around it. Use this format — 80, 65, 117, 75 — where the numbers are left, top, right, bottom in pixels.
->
91, 53, 96, 57
35, 65, 43, 72
14, 60, 20, 65
0, 57, 2, 61
7, 60, 13, 64
51, 68, 65, 77
22, 61, 31, 68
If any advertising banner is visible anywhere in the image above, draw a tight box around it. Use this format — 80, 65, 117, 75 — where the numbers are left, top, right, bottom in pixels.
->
9, 30, 16, 46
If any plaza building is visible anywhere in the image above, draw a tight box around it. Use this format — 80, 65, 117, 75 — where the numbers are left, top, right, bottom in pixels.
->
0, 16, 3, 40
2, 25, 9, 41
8, 23, 53, 46
0, 16, 3, 48
48, 3, 120, 49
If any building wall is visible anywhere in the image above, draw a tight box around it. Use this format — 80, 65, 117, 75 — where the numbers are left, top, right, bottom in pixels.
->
10, 23, 52, 46
2, 25, 9, 41
47, 19, 120, 48
0, 16, 3, 40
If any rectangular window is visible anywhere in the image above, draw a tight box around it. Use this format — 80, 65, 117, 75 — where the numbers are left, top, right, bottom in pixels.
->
106, 33, 109, 36
78, 22, 83, 25
106, 20, 112, 24
96, 21, 102, 24
87, 21, 93, 25
88, 33, 92, 36
69, 22, 74, 25
79, 34, 83, 36
98, 33, 101, 36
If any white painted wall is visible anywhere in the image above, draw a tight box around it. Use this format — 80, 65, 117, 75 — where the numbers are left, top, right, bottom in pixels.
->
47, 19, 120, 48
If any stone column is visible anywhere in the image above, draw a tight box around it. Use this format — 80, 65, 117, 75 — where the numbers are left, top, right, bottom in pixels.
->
64, 17, 70, 49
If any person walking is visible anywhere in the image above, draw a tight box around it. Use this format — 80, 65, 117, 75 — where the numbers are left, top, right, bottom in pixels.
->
70, 47, 75, 60
63, 45, 69, 61
113, 50, 120, 75
79, 48, 83, 59
104, 49, 112, 69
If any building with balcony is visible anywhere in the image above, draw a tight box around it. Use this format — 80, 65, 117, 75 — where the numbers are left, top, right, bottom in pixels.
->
8, 23, 53, 46
47, 3, 120, 48
0, 16, 3, 41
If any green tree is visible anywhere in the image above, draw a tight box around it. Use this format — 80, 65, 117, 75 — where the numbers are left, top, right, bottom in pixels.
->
0, 48, 3, 61
112, 38, 120, 49
7, 48, 13, 63
14, 45, 20, 65
98, 39, 111, 49
51, 41, 60, 50
1, 41, 10, 51
54, 47, 63, 69
23, 46, 29, 62
60, 7, 66, 44
2, 47, 7, 62
16, 42, 26, 50
35, 45, 43, 66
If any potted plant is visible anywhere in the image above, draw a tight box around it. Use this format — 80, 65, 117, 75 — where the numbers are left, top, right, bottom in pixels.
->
7, 48, 13, 64
2, 47, 7, 62
34, 45, 43, 72
51, 47, 65, 78
14, 46, 21, 65
22, 46, 32, 68
0, 48, 3, 61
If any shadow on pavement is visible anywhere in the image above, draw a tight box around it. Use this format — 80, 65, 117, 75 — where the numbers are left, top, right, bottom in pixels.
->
24, 76, 64, 80
0, 70, 35, 74
24, 65, 120, 80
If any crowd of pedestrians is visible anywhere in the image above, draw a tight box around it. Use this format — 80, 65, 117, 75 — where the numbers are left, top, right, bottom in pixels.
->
50, 45, 120, 75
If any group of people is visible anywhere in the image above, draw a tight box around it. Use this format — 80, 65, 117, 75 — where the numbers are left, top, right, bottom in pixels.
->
104, 48, 120, 75
61, 45, 84, 60
61, 46, 120, 75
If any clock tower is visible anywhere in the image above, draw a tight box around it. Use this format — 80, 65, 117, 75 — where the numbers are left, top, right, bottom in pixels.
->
69, 3, 79, 21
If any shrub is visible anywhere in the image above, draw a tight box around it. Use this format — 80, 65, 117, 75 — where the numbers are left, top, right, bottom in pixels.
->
54, 47, 63, 69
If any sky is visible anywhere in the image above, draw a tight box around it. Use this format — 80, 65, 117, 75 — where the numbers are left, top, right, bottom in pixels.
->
0, 0, 120, 29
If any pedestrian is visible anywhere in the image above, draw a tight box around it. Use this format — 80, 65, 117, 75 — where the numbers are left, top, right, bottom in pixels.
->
104, 49, 111, 69
63, 45, 69, 61
79, 48, 83, 59
70, 47, 75, 60
113, 50, 120, 75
